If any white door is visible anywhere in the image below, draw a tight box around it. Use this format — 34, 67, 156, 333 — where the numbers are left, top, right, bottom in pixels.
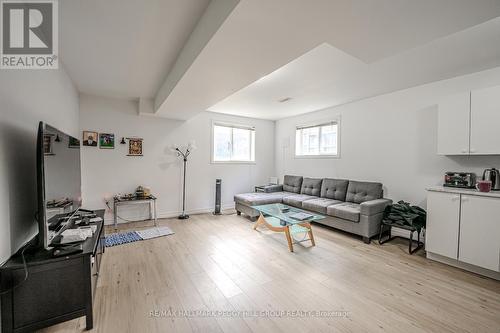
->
470, 85, 500, 155
437, 92, 470, 155
459, 195, 500, 272
426, 191, 461, 258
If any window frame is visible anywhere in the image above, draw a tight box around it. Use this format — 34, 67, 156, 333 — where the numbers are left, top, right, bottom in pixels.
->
294, 118, 341, 159
211, 120, 256, 164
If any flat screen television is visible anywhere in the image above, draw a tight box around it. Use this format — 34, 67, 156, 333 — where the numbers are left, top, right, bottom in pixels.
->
36, 121, 82, 248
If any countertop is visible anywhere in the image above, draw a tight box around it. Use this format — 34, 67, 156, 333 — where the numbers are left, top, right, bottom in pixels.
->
426, 186, 500, 198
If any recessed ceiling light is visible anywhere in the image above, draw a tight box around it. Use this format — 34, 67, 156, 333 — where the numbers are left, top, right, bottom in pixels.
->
278, 97, 292, 103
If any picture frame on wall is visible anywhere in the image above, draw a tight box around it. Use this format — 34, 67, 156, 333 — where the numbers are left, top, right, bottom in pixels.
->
127, 138, 143, 156
82, 131, 98, 146
68, 137, 80, 148
99, 133, 115, 149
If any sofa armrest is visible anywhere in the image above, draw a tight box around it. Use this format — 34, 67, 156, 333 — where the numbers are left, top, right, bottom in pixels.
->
360, 198, 392, 216
263, 185, 283, 193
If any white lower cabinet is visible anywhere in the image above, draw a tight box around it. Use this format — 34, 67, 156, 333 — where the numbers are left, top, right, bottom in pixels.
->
426, 190, 500, 274
426, 191, 460, 259
459, 195, 500, 272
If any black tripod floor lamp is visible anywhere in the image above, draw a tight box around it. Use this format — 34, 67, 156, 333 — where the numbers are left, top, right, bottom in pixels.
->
171, 142, 196, 219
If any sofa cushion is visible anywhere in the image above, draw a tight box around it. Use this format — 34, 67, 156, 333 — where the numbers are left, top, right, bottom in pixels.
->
234, 192, 289, 206
320, 178, 349, 201
360, 198, 392, 215
302, 198, 343, 214
300, 178, 323, 196
346, 181, 383, 204
283, 194, 317, 208
283, 175, 303, 193
327, 202, 361, 222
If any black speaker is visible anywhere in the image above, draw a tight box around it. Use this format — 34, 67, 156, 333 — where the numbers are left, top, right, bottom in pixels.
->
214, 179, 222, 215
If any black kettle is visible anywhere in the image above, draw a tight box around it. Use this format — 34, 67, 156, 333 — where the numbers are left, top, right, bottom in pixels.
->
482, 168, 500, 191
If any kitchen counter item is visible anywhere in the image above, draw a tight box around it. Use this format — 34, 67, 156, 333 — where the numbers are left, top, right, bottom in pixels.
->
482, 168, 500, 191
443, 172, 475, 189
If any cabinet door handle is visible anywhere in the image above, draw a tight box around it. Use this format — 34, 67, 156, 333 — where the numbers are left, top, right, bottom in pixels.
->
451, 195, 460, 201
461, 149, 468, 153
462, 197, 469, 202
470, 148, 476, 153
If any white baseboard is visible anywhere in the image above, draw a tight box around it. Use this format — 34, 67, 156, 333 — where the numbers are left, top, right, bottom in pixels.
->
427, 252, 500, 280
103, 203, 235, 225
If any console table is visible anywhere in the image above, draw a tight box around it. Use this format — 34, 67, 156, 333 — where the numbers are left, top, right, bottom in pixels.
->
0, 210, 105, 333
113, 195, 157, 230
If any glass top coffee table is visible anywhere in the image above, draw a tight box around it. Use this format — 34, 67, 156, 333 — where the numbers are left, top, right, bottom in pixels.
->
252, 203, 325, 252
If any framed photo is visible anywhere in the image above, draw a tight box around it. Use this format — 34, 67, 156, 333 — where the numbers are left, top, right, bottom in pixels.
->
99, 133, 115, 149
82, 131, 98, 147
68, 137, 80, 148
43, 134, 54, 155
128, 138, 143, 156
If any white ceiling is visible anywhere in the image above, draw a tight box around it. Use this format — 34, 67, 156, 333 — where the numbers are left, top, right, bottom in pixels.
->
156, 0, 500, 120
60, 0, 210, 99
59, 0, 500, 120
208, 17, 500, 119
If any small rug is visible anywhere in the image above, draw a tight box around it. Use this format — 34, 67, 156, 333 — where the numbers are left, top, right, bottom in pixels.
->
105, 226, 175, 247
136, 226, 175, 240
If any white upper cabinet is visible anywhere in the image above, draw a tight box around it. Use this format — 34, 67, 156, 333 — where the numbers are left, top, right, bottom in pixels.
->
470, 85, 500, 155
437, 92, 470, 155
438, 85, 500, 155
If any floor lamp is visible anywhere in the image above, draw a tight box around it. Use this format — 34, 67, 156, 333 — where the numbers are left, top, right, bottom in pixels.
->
171, 142, 196, 219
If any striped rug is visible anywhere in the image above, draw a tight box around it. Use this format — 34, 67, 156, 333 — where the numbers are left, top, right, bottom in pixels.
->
105, 226, 174, 247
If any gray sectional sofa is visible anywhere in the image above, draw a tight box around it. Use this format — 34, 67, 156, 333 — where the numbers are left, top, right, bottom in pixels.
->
234, 175, 392, 243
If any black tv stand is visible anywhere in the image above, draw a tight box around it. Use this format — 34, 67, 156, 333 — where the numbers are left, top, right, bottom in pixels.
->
0, 209, 105, 332
53, 244, 83, 257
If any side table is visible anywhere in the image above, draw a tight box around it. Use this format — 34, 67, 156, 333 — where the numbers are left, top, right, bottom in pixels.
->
254, 184, 281, 193
113, 195, 158, 230
378, 220, 424, 254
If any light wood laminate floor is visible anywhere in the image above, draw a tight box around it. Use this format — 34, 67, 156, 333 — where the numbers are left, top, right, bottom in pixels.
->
40, 213, 500, 333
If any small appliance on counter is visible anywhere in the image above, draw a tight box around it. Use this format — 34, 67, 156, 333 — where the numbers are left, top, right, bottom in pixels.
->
482, 168, 500, 191
444, 172, 476, 189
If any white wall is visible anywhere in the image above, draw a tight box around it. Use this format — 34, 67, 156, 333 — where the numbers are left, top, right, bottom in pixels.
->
0, 67, 79, 264
275, 67, 500, 208
79, 95, 275, 223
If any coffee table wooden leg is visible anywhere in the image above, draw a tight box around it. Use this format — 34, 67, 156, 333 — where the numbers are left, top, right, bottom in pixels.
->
253, 214, 264, 230
285, 226, 294, 252
308, 227, 316, 247
298, 222, 315, 247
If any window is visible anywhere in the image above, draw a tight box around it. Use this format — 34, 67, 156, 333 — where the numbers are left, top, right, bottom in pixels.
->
295, 121, 339, 157
212, 122, 255, 162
